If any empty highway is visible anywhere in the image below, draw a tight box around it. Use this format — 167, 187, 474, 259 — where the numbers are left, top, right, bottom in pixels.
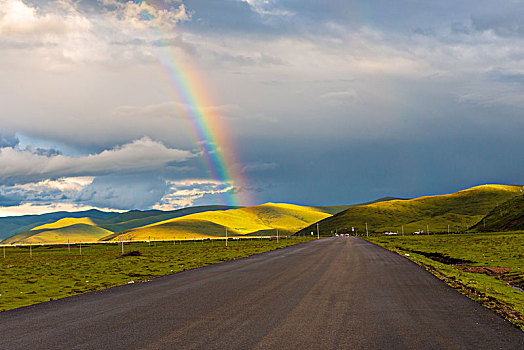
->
1, 237, 523, 349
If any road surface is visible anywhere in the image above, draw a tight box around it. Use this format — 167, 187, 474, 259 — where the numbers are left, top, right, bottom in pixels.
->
1, 237, 523, 349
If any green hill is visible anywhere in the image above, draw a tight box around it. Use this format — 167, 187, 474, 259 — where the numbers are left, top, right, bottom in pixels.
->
4, 224, 113, 244
315, 197, 408, 215
0, 209, 117, 241
472, 193, 524, 232
296, 185, 522, 236
103, 203, 332, 241
1, 205, 240, 244
95, 205, 240, 232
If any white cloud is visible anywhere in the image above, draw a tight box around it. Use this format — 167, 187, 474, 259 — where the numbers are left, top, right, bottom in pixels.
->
241, 0, 292, 17
0, 0, 88, 35
0, 0, 190, 66
154, 179, 233, 209
0, 176, 94, 205
0, 137, 194, 184
0, 202, 123, 217
101, 0, 190, 31
24, 176, 94, 192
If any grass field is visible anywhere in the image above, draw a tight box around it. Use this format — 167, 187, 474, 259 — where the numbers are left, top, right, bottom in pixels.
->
105, 203, 332, 241
0, 237, 314, 312
297, 185, 522, 236
365, 232, 524, 329
472, 194, 524, 232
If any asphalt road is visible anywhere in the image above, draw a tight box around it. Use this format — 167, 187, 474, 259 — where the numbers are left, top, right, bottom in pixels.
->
1, 237, 523, 349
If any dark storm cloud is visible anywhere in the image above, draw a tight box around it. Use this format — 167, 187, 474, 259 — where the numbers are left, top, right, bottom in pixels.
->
77, 175, 169, 210
0, 181, 67, 206
0, 138, 193, 186
240, 133, 524, 206
0, 194, 22, 207
1, 0, 523, 212
23, 146, 62, 157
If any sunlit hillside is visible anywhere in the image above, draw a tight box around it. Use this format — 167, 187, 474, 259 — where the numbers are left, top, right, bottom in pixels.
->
0, 209, 117, 241
31, 217, 96, 231
104, 203, 332, 241
296, 184, 523, 235
95, 206, 239, 233
4, 224, 113, 244
0, 205, 240, 244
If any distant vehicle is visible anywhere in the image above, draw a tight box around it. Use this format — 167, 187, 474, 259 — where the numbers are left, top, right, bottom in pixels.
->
384, 232, 397, 235
412, 231, 420, 235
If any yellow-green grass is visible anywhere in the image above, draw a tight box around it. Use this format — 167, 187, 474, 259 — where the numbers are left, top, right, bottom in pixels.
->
365, 231, 524, 329
105, 203, 332, 242
4, 224, 113, 245
297, 184, 522, 236
0, 209, 117, 241
0, 206, 239, 244
96, 206, 239, 233
31, 217, 97, 231
473, 194, 524, 232
0, 237, 314, 312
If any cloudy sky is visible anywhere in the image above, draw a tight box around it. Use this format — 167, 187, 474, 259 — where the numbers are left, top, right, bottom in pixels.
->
0, 0, 523, 215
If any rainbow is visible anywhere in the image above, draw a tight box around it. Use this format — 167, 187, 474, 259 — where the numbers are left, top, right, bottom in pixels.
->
153, 38, 251, 207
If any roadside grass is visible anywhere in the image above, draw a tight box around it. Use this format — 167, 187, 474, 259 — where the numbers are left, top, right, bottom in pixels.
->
0, 237, 314, 312
365, 231, 524, 330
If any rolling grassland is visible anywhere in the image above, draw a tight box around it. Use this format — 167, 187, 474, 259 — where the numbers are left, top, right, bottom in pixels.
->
472, 194, 524, 232
103, 203, 332, 241
3, 225, 113, 245
297, 185, 522, 236
0, 237, 315, 312
0, 205, 239, 244
2, 204, 333, 244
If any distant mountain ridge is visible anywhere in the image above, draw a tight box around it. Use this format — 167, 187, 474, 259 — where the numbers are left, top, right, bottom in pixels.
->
0, 205, 239, 243
2, 185, 519, 244
103, 203, 332, 242
2, 203, 340, 244
314, 197, 409, 215
0, 209, 117, 241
